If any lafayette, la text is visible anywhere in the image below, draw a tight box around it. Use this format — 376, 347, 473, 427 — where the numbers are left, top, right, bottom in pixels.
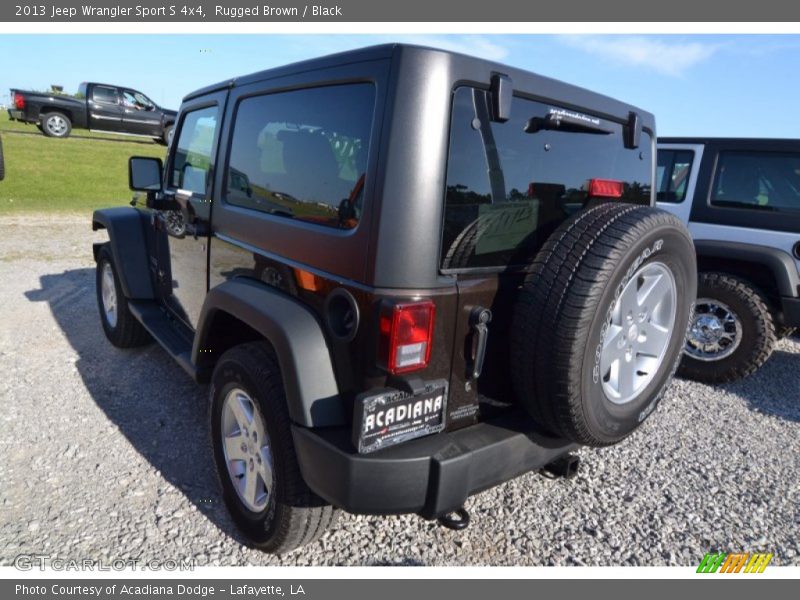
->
17, 584, 306, 597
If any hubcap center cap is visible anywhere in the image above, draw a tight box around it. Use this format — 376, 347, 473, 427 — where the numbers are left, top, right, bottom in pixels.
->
693, 315, 723, 343
627, 324, 639, 342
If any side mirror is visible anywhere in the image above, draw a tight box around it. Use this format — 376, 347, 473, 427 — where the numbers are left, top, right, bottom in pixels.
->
129, 156, 163, 191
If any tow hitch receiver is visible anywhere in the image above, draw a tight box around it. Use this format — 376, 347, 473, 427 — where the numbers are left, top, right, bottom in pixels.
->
437, 507, 470, 531
542, 453, 581, 479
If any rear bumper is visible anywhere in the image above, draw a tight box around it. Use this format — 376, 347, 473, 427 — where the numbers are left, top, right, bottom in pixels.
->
291, 410, 577, 519
781, 296, 800, 328
7, 109, 24, 121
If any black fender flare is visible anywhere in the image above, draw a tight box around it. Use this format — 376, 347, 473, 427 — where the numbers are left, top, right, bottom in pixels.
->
92, 207, 155, 300
694, 240, 800, 297
195, 278, 344, 428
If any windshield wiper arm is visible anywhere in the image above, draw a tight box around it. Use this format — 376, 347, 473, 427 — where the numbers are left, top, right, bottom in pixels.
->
525, 112, 613, 135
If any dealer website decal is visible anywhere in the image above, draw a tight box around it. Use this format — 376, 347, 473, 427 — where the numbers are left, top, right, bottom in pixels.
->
696, 552, 773, 573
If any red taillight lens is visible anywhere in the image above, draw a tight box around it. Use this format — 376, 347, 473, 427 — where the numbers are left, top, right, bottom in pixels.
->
379, 300, 435, 375
13, 93, 25, 110
588, 178, 624, 198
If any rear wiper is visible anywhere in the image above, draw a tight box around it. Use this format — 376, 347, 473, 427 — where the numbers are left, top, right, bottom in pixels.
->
525, 112, 613, 135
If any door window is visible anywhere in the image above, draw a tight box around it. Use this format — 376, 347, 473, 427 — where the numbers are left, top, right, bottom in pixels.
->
122, 90, 155, 111
91, 86, 119, 105
711, 151, 800, 213
170, 106, 219, 195
656, 149, 694, 203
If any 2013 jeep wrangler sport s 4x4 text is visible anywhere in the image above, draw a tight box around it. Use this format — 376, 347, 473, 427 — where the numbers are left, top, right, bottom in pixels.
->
93, 45, 696, 553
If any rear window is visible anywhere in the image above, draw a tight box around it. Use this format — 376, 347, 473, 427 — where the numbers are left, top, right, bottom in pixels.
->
441, 87, 652, 270
225, 84, 376, 230
711, 150, 800, 213
657, 149, 694, 203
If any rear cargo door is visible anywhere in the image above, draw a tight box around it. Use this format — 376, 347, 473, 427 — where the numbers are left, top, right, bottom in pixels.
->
441, 86, 653, 431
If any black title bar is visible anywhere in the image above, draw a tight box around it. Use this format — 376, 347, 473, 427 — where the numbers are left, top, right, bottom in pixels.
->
2, 1, 800, 22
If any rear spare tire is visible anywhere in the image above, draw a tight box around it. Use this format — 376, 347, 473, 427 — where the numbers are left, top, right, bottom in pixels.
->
510, 203, 696, 446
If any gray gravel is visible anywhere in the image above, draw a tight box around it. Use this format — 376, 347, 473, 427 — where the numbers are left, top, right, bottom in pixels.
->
1, 214, 798, 566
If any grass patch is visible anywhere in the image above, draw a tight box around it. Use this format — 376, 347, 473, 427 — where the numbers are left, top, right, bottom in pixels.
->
0, 116, 166, 214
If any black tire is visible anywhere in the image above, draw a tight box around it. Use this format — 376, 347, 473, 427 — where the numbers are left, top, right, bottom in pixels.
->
510, 203, 696, 447
678, 273, 776, 383
210, 342, 337, 553
158, 124, 173, 146
41, 112, 72, 138
0, 134, 5, 181
95, 244, 151, 348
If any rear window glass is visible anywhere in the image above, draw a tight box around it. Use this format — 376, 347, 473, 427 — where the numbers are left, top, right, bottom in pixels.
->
711, 150, 800, 213
225, 84, 376, 230
657, 149, 694, 203
441, 87, 652, 270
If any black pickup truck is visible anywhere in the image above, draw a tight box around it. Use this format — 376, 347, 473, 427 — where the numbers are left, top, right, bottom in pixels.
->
8, 82, 176, 144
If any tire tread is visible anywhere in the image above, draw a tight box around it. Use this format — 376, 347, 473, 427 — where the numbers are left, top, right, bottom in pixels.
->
511, 203, 694, 446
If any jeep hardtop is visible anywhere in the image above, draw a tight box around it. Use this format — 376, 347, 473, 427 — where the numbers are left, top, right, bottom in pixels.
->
657, 137, 800, 382
93, 44, 696, 552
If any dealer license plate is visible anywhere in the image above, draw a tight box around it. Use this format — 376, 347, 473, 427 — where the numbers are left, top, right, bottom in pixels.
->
353, 380, 448, 454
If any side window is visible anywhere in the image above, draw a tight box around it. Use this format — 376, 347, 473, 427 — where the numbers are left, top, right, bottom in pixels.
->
656, 150, 694, 203
170, 106, 218, 194
711, 151, 800, 213
225, 84, 376, 230
91, 86, 119, 105
122, 90, 154, 110
442, 87, 652, 270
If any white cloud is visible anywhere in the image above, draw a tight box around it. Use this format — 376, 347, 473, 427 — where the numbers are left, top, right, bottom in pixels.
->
560, 35, 719, 76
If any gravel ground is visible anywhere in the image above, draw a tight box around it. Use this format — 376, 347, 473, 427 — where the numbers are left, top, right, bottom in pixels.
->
0, 214, 798, 567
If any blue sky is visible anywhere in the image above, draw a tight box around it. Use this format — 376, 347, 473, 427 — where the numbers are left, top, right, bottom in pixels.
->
1, 34, 799, 138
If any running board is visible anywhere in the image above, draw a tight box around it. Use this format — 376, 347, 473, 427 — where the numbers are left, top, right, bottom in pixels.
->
127, 300, 197, 379
88, 129, 158, 140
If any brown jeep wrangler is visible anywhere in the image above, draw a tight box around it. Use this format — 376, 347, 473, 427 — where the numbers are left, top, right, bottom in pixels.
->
93, 44, 696, 552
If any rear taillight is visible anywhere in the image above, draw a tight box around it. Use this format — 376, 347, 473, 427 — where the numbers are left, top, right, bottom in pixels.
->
588, 178, 624, 199
378, 300, 435, 375
13, 93, 25, 110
